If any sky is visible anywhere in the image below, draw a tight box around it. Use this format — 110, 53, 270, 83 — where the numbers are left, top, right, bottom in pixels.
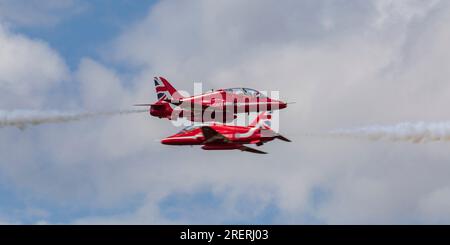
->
1, 0, 450, 224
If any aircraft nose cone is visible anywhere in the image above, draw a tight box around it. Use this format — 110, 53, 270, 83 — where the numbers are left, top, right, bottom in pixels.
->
161, 138, 172, 145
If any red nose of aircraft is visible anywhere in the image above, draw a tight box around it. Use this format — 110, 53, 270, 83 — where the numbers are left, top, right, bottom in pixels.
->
161, 137, 174, 145
161, 134, 189, 145
265, 98, 287, 110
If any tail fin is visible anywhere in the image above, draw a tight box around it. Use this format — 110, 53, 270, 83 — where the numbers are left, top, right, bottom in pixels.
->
250, 112, 291, 142
154, 77, 180, 101
249, 111, 272, 129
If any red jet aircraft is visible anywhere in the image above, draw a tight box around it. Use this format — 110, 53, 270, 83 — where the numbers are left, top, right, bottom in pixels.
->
161, 112, 291, 154
136, 77, 288, 122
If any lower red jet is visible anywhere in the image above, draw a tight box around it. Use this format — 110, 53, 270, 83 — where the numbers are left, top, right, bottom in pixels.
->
161, 112, 291, 154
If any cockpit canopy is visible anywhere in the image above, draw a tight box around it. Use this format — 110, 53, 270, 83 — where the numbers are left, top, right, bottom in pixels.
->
223, 88, 267, 98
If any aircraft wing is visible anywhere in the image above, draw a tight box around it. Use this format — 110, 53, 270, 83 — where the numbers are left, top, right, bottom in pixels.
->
201, 126, 267, 154
238, 145, 267, 154
201, 126, 231, 144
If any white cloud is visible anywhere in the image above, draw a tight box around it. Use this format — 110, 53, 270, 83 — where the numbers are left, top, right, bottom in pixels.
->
101, 0, 450, 224
76, 58, 128, 110
418, 186, 450, 223
373, 0, 440, 29
2, 0, 450, 224
0, 24, 69, 109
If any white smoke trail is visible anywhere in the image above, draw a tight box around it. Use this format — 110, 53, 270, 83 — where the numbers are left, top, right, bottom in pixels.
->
329, 122, 450, 143
0, 109, 147, 129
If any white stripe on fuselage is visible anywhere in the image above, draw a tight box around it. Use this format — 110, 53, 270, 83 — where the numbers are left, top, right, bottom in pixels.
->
172, 127, 257, 141
186, 91, 223, 100
235, 127, 258, 139
168, 133, 202, 140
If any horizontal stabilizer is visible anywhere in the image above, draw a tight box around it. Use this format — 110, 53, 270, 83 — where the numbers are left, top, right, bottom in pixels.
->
276, 134, 291, 142
163, 99, 182, 106
239, 145, 267, 154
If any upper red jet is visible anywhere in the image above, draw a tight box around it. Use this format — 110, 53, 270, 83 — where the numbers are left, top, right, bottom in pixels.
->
136, 77, 288, 122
